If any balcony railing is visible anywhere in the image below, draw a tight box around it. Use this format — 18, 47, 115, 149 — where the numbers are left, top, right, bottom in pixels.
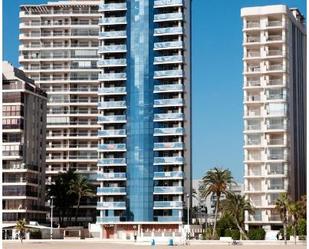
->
267, 35, 282, 42
154, 55, 183, 64
154, 13, 183, 21
267, 153, 285, 160
268, 65, 283, 71
98, 115, 126, 123
99, 17, 127, 24
154, 27, 183, 35
154, 157, 184, 164
98, 129, 126, 137
153, 201, 183, 208
154, 41, 183, 50
154, 142, 183, 150
267, 123, 286, 130
268, 50, 282, 56
154, 84, 183, 92
99, 45, 126, 53
267, 21, 282, 27
267, 93, 285, 100
98, 158, 126, 165
154, 0, 183, 7
268, 214, 281, 221
98, 143, 126, 150
97, 216, 121, 223
246, 80, 261, 87
155, 216, 182, 222
99, 31, 126, 38
99, 3, 127, 11
97, 172, 126, 180
268, 79, 283, 86
97, 59, 126, 67
154, 113, 184, 121
97, 187, 126, 194
246, 22, 260, 28
154, 98, 183, 106
99, 73, 126, 80
154, 186, 183, 193
154, 127, 184, 135
246, 124, 261, 130
246, 37, 260, 43
154, 171, 184, 179
98, 86, 126, 94
98, 101, 126, 109
247, 66, 261, 73
154, 70, 183, 78
97, 202, 126, 208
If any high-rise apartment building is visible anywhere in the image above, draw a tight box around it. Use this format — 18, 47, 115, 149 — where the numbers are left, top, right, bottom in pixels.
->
19, 0, 101, 224
97, 0, 191, 238
2, 61, 47, 225
241, 5, 306, 230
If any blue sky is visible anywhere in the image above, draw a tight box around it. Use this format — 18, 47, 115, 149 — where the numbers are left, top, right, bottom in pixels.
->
3, 0, 306, 182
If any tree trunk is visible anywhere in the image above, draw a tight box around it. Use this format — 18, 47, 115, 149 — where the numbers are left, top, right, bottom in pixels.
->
75, 194, 81, 224
212, 194, 220, 237
293, 222, 296, 245
235, 220, 249, 240
283, 220, 287, 245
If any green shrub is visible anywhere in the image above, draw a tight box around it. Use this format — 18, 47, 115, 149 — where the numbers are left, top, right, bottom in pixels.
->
216, 214, 237, 237
224, 229, 240, 240
202, 228, 219, 240
29, 229, 42, 239
297, 219, 306, 236
248, 228, 265, 240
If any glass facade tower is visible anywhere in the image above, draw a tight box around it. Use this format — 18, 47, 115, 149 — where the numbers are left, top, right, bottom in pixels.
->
97, 0, 191, 235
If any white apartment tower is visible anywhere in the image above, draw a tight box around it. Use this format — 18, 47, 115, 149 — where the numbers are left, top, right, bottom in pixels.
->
19, 0, 101, 224
241, 5, 306, 230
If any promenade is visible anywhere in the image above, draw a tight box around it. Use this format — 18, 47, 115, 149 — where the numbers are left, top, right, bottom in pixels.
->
3, 240, 307, 249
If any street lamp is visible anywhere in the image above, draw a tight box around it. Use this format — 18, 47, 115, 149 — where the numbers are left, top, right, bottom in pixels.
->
50, 196, 55, 240
186, 193, 190, 240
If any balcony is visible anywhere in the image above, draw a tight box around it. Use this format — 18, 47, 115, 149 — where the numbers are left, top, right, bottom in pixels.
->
99, 31, 126, 39
154, 70, 183, 78
154, 127, 184, 136
98, 129, 126, 137
246, 95, 261, 102
155, 216, 182, 222
268, 79, 283, 86
98, 87, 126, 95
153, 186, 183, 194
154, 0, 183, 7
97, 216, 122, 223
98, 158, 126, 166
97, 187, 126, 194
154, 113, 184, 121
97, 59, 126, 67
154, 13, 183, 22
267, 153, 285, 160
154, 142, 183, 150
267, 123, 286, 130
267, 21, 282, 27
98, 115, 126, 123
98, 101, 126, 109
97, 172, 126, 180
246, 22, 260, 28
98, 143, 126, 151
246, 124, 261, 130
246, 37, 260, 43
99, 45, 126, 53
154, 27, 183, 36
153, 201, 183, 208
154, 98, 183, 107
99, 17, 126, 25
267, 35, 282, 42
154, 84, 183, 92
267, 93, 285, 101
247, 66, 261, 73
247, 51, 260, 58
99, 72, 126, 81
97, 202, 126, 209
99, 3, 127, 11
154, 41, 183, 50
268, 214, 281, 221
154, 157, 184, 165
268, 50, 283, 56
246, 80, 261, 87
154, 55, 183, 64
246, 139, 261, 146
268, 64, 283, 71
153, 171, 184, 179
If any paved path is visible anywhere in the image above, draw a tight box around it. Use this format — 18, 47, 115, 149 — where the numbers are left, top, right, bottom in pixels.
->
3, 241, 307, 249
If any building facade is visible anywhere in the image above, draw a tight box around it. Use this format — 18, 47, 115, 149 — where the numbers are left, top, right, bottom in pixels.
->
241, 5, 306, 230
2, 61, 47, 225
97, 0, 191, 238
19, 0, 101, 224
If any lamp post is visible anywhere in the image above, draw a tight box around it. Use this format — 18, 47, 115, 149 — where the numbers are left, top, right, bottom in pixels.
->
50, 196, 54, 240
186, 194, 190, 240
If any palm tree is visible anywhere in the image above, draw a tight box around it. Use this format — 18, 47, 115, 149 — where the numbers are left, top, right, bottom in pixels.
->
69, 174, 95, 223
199, 167, 234, 237
16, 219, 27, 243
221, 193, 254, 240
297, 195, 306, 219
288, 201, 301, 244
275, 193, 289, 245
